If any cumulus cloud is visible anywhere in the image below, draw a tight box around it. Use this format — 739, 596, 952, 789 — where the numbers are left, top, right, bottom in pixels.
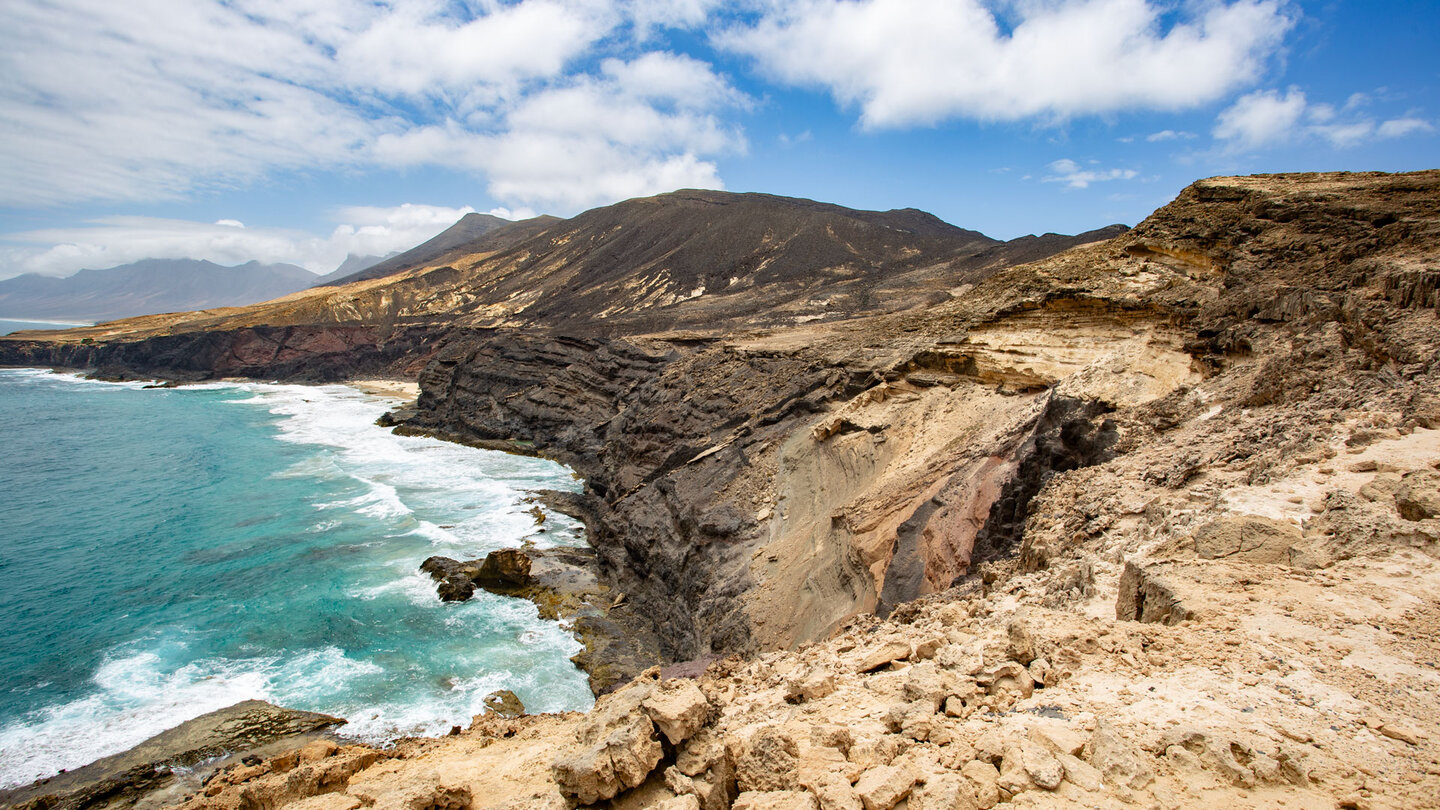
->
1213, 88, 1435, 149
0, 0, 746, 212
719, 0, 1293, 128
1043, 159, 1138, 189
371, 52, 746, 211
0, 204, 484, 279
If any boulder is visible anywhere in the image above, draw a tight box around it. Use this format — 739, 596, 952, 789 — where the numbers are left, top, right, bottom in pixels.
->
958, 761, 1000, 810
803, 771, 863, 810
849, 640, 912, 673
1192, 516, 1301, 564
853, 764, 916, 810
1396, 470, 1440, 521
642, 679, 710, 745
551, 679, 664, 804
735, 726, 801, 792
476, 549, 533, 587
482, 690, 525, 718
908, 773, 980, 810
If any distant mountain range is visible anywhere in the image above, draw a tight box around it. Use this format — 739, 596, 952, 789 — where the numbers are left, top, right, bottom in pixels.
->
0, 259, 319, 323
318, 212, 559, 287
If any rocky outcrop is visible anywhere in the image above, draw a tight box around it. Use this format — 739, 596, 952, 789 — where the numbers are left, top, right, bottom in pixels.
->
0, 700, 346, 810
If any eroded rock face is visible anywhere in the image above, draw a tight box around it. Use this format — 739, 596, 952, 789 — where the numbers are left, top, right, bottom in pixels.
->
551, 676, 666, 804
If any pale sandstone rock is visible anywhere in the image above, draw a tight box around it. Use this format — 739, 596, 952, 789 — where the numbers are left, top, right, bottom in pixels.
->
804, 771, 863, 810
1018, 741, 1064, 790
959, 761, 1000, 810
847, 736, 900, 770
1115, 561, 1196, 625
298, 739, 340, 764
980, 662, 1033, 699
935, 642, 984, 676
643, 679, 710, 745
735, 726, 801, 792
1088, 721, 1154, 791
853, 764, 917, 810
285, 795, 363, 810
1006, 616, 1038, 665
995, 745, 1036, 796
1055, 753, 1102, 792
850, 640, 912, 673
908, 772, 980, 810
802, 673, 837, 702
349, 772, 471, 810
912, 636, 945, 660
551, 679, 665, 804
1193, 515, 1302, 564
653, 794, 702, 810
1027, 721, 1087, 757
732, 791, 820, 810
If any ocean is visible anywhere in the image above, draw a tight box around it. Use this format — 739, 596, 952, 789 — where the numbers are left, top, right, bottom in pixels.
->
0, 369, 595, 788
0, 320, 91, 335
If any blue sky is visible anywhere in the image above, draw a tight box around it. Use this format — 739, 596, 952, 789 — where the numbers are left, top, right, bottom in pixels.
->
0, 0, 1435, 279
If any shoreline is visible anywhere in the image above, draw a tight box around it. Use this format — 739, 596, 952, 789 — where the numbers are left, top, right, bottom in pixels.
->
0, 367, 625, 791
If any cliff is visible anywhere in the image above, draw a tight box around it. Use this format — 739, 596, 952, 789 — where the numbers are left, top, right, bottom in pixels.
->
3, 172, 1440, 809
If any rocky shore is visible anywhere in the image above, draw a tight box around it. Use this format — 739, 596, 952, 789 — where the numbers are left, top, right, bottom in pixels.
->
3, 171, 1440, 808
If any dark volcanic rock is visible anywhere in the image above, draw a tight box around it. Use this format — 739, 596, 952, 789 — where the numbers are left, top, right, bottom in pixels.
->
476, 548, 532, 587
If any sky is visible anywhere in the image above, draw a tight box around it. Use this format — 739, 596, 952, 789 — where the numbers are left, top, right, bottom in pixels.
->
0, 0, 1435, 280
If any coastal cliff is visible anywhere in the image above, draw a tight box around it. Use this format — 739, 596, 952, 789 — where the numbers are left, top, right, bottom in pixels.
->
4, 171, 1440, 809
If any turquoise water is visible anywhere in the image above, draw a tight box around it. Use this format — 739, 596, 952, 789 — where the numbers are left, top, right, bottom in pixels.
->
0, 369, 594, 787
0, 319, 91, 335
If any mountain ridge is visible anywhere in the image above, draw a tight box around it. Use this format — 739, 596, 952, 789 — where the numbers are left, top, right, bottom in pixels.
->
0, 258, 316, 323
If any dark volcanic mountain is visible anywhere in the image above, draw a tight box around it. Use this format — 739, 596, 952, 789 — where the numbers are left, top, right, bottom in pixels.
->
18, 189, 1121, 341
0, 259, 316, 323
320, 212, 560, 287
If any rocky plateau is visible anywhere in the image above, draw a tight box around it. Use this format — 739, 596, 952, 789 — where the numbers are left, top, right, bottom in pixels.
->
3, 171, 1440, 809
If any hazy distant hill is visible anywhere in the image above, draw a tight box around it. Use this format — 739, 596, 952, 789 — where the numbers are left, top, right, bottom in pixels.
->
0, 259, 317, 322
311, 253, 394, 286
320, 213, 560, 287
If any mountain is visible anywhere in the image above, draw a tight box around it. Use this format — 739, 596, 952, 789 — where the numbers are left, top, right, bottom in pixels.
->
310, 253, 393, 286
320, 212, 561, 287
0, 259, 316, 323
83, 190, 1121, 339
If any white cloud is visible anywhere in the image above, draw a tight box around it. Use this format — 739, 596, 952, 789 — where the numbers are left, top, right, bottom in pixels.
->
1146, 130, 1196, 142
0, 0, 746, 212
1043, 159, 1138, 189
1214, 88, 1435, 149
1212, 88, 1309, 148
371, 52, 746, 211
1378, 118, 1436, 139
719, 0, 1293, 128
0, 204, 482, 279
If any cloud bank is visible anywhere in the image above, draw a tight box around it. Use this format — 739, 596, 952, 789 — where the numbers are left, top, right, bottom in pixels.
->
0, 0, 744, 212
0, 204, 489, 279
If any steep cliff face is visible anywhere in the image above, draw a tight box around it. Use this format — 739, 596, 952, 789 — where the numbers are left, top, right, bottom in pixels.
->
397, 170, 1440, 665
0, 325, 444, 382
